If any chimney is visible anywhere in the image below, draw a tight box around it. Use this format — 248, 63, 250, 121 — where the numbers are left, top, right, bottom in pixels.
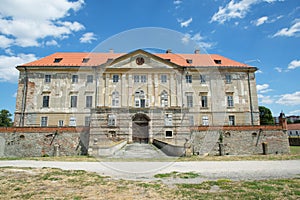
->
109, 49, 114, 53
166, 49, 172, 54
279, 111, 287, 131
194, 49, 200, 54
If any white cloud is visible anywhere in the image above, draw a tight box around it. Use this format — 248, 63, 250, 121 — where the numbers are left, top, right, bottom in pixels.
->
173, 0, 182, 5
80, 32, 97, 43
287, 110, 300, 116
45, 40, 58, 46
255, 70, 263, 74
181, 33, 214, 49
254, 16, 268, 26
211, 0, 259, 24
0, 53, 37, 82
274, 67, 283, 72
276, 91, 300, 106
210, 0, 283, 24
0, 35, 14, 48
0, 0, 85, 48
180, 17, 193, 27
257, 84, 273, 93
288, 59, 300, 70
273, 20, 300, 37
258, 94, 274, 104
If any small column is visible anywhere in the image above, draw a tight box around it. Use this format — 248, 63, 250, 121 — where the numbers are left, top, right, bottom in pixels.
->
154, 74, 159, 107
104, 73, 110, 106
148, 74, 153, 106
128, 121, 133, 143
121, 74, 127, 106
128, 74, 133, 107
170, 73, 177, 107
97, 73, 104, 106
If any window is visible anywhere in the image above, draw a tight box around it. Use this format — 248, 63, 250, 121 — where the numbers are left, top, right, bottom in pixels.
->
229, 115, 235, 126
86, 96, 92, 108
85, 116, 90, 127
201, 95, 208, 108
186, 59, 193, 64
87, 75, 93, 83
112, 91, 119, 107
41, 117, 48, 127
71, 96, 77, 108
113, 74, 119, 83
69, 117, 76, 126
134, 90, 146, 108
161, 74, 167, 83
227, 95, 234, 107
58, 120, 64, 127
202, 116, 209, 126
165, 113, 173, 126
45, 75, 51, 83
166, 131, 173, 138
54, 58, 62, 63
42, 96, 49, 108
72, 75, 78, 83
189, 116, 194, 126
134, 75, 139, 83
186, 93, 193, 107
214, 59, 222, 64
141, 75, 147, 83
82, 58, 90, 63
186, 75, 192, 83
108, 114, 116, 126
161, 90, 168, 107
225, 74, 231, 83
200, 75, 206, 83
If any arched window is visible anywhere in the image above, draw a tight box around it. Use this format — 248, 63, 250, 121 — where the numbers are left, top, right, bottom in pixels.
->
112, 91, 119, 107
134, 90, 147, 108
161, 90, 168, 107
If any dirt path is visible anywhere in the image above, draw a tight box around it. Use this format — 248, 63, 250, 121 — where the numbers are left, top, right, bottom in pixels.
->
1, 160, 299, 183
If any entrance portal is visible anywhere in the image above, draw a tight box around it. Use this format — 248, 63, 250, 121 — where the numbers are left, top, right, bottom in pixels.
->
132, 113, 150, 143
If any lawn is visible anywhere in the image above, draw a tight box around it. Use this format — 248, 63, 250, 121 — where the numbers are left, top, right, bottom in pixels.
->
0, 167, 299, 199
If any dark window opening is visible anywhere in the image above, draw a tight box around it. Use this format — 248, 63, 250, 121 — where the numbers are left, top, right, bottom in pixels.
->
186, 59, 193, 64
82, 58, 90, 63
166, 131, 173, 138
214, 59, 222, 64
54, 58, 63, 63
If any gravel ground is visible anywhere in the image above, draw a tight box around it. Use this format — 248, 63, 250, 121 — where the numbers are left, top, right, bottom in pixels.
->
0, 160, 299, 183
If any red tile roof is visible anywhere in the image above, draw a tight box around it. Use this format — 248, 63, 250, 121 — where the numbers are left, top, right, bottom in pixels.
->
287, 123, 300, 130
19, 51, 252, 68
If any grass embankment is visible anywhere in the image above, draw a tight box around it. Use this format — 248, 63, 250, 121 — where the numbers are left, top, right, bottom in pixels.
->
0, 167, 299, 199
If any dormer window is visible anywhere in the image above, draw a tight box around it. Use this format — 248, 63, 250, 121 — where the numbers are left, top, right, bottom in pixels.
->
54, 58, 63, 63
214, 59, 222, 64
165, 59, 171, 62
186, 59, 193, 64
82, 58, 90, 63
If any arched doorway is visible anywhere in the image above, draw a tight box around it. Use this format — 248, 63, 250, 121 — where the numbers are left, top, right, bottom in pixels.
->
132, 113, 150, 143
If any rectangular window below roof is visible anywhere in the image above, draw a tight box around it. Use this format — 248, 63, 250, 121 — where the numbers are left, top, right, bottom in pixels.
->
45, 75, 51, 83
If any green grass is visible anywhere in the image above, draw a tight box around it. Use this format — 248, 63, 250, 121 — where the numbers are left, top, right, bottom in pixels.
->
154, 171, 200, 179
290, 146, 300, 154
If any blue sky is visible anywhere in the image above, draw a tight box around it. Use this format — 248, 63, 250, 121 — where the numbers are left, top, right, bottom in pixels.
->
0, 0, 299, 119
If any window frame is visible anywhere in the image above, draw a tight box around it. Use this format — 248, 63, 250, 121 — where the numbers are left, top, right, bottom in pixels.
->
112, 74, 119, 83
201, 95, 208, 108
112, 91, 119, 107
229, 115, 235, 126
70, 95, 78, 108
161, 74, 167, 83
108, 114, 116, 126
186, 75, 192, 83
227, 95, 234, 107
165, 130, 173, 138
200, 74, 206, 84
41, 116, 48, 127
45, 74, 51, 83
186, 93, 193, 107
225, 74, 232, 84
72, 75, 78, 83
87, 75, 93, 83
165, 113, 173, 126
86, 96, 92, 108
202, 116, 209, 126
42, 95, 50, 108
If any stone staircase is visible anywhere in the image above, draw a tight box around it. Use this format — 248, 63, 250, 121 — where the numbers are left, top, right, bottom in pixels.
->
197, 131, 220, 156
108, 143, 169, 159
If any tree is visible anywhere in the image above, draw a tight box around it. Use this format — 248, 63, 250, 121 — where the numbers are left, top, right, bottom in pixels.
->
0, 109, 13, 127
259, 106, 274, 125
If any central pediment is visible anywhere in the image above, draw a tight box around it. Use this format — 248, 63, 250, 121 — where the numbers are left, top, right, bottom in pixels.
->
107, 49, 180, 70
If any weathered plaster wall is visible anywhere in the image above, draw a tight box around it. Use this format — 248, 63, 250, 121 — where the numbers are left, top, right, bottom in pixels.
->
0, 127, 89, 157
